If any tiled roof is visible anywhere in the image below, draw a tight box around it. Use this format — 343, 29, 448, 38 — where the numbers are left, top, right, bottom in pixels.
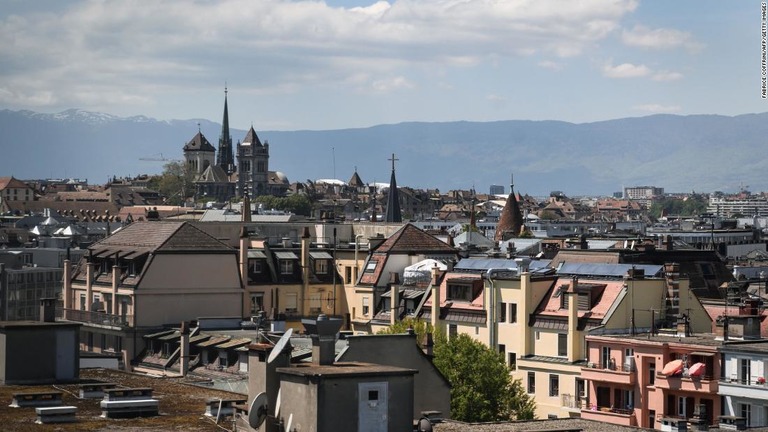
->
535, 278, 625, 323
0, 177, 31, 191
241, 126, 263, 146
183, 132, 216, 152
494, 188, 523, 241
359, 254, 388, 285
89, 221, 231, 252
196, 165, 230, 183
374, 223, 456, 254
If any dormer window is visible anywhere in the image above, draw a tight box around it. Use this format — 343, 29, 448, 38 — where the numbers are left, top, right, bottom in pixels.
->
315, 260, 328, 275
280, 260, 293, 275
447, 283, 472, 302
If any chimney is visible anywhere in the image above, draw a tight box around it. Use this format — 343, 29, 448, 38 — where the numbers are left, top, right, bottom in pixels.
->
368, 233, 386, 250
390, 282, 399, 326
579, 234, 588, 250
282, 237, 292, 248
39, 298, 56, 323
567, 277, 581, 362
423, 332, 434, 358
431, 274, 441, 332
301, 227, 311, 316
303, 315, 343, 366
180, 321, 190, 376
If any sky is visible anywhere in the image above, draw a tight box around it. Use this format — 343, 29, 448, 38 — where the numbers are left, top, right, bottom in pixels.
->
0, 0, 764, 131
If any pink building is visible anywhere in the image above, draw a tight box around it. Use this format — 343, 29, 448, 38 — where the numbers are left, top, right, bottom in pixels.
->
581, 332, 720, 430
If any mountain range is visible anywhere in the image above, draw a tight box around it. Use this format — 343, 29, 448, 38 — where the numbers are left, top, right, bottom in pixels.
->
1, 108, 767, 197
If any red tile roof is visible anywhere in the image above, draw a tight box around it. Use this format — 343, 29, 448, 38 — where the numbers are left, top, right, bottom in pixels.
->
0, 177, 31, 191
374, 223, 456, 254
91, 221, 231, 252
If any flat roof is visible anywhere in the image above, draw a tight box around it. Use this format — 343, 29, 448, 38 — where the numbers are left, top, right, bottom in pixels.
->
277, 361, 416, 378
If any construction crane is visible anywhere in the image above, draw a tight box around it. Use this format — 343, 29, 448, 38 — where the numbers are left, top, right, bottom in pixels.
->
139, 153, 172, 162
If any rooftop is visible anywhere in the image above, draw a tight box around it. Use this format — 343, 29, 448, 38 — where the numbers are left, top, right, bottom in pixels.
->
0, 368, 245, 432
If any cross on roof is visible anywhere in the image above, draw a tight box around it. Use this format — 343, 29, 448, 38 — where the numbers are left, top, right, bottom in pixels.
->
388, 153, 399, 171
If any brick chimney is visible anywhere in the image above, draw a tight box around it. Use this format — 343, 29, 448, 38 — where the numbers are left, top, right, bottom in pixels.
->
180, 321, 190, 376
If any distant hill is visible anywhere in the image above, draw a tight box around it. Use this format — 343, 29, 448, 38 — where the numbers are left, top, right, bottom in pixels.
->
1, 108, 767, 196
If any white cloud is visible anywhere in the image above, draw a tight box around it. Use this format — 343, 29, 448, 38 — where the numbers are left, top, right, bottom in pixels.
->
632, 104, 682, 113
652, 71, 684, 81
371, 76, 414, 92
602, 62, 651, 78
486, 94, 506, 102
538, 60, 564, 70
0, 0, 639, 113
622, 25, 704, 52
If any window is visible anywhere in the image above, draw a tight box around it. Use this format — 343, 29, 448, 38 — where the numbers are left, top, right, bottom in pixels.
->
284, 293, 298, 313
242, 161, 251, 173
509, 303, 517, 323
250, 293, 264, 314
499, 344, 506, 355
558, 333, 567, 357
678, 396, 687, 417
80, 294, 86, 311
623, 389, 634, 409
740, 358, 751, 384
549, 374, 559, 397
449, 324, 458, 339
362, 297, 370, 316
508, 352, 517, 370
499, 302, 507, 322
115, 336, 122, 353
535, 331, 541, 341
280, 260, 293, 275
257, 161, 266, 173
447, 284, 472, 301
365, 261, 377, 272
601, 346, 612, 369
741, 404, 751, 426
527, 372, 536, 394
314, 259, 328, 274
345, 266, 352, 284
575, 378, 585, 398
309, 293, 322, 313
250, 261, 262, 273
648, 361, 656, 385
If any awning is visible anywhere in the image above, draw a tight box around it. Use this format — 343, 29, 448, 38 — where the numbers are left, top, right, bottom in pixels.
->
689, 351, 715, 357
275, 251, 298, 260
158, 331, 181, 341
310, 251, 333, 260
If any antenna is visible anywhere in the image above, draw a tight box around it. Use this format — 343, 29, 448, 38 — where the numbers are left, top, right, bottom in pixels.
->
267, 328, 293, 364
248, 392, 268, 428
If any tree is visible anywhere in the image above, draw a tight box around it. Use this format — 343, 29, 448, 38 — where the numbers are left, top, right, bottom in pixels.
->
150, 161, 195, 205
377, 317, 438, 348
433, 333, 536, 422
254, 194, 313, 216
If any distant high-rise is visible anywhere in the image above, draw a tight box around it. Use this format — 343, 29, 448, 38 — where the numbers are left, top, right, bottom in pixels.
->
216, 87, 235, 175
385, 154, 402, 223
490, 184, 505, 195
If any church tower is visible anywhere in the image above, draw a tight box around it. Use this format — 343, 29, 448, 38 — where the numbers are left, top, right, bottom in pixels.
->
237, 126, 270, 197
216, 87, 235, 175
384, 153, 402, 223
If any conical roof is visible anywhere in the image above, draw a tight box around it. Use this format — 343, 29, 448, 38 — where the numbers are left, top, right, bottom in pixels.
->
183, 132, 216, 152
385, 168, 402, 223
348, 170, 364, 187
494, 185, 523, 241
242, 126, 263, 146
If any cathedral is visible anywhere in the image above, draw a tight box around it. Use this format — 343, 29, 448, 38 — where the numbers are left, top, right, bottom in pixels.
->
183, 89, 289, 203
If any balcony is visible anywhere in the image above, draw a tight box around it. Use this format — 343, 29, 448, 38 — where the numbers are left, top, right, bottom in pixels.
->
581, 405, 637, 427
719, 376, 768, 400
581, 362, 636, 386
561, 393, 584, 413
58, 308, 134, 328
654, 373, 717, 394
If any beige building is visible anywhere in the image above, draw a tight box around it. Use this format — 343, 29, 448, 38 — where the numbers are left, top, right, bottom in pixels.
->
61, 221, 243, 368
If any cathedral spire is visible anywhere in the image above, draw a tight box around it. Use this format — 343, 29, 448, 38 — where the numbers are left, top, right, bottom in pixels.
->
217, 86, 234, 174
385, 153, 402, 223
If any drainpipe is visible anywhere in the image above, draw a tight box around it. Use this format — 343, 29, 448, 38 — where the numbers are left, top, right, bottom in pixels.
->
85, 261, 95, 312
62, 259, 71, 310
111, 254, 120, 316
354, 234, 363, 283
486, 267, 515, 350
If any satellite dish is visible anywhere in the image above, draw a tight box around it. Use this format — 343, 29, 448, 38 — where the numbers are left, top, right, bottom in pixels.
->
248, 392, 268, 428
286, 413, 293, 432
267, 328, 293, 364
275, 388, 282, 418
